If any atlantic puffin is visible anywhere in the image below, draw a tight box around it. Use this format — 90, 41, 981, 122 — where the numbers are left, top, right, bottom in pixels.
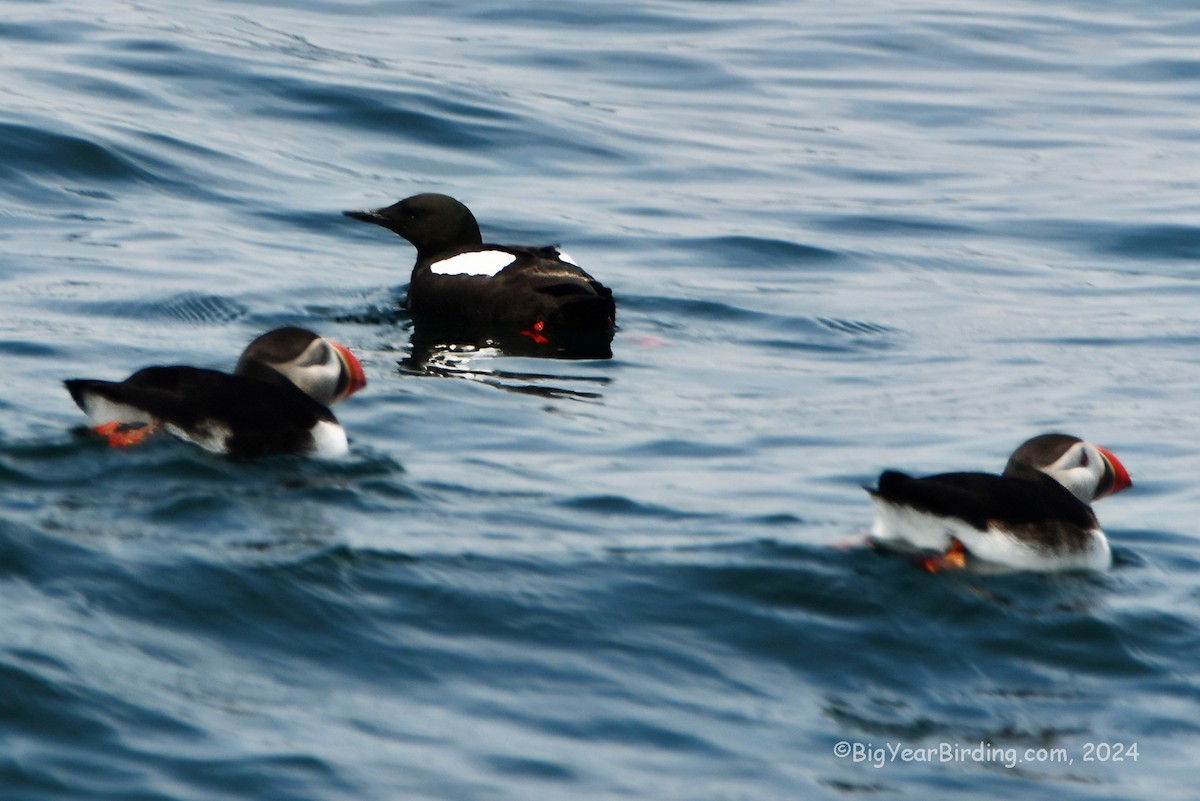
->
64, 327, 367, 458
866, 433, 1132, 572
343, 193, 616, 348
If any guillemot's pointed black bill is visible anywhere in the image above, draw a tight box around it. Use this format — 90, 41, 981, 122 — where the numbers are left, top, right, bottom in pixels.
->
343, 208, 387, 225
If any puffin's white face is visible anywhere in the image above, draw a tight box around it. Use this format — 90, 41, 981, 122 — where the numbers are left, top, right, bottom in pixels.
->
272, 337, 366, 407
1039, 440, 1130, 503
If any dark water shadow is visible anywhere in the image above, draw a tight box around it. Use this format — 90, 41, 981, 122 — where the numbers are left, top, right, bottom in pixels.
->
399, 329, 613, 401
323, 290, 615, 397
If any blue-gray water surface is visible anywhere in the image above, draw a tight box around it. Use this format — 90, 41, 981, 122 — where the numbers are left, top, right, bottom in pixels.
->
2, 1, 1200, 798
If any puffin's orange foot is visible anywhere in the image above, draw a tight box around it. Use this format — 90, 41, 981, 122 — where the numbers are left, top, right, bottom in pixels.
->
520, 320, 550, 344
917, 539, 967, 573
92, 421, 157, 448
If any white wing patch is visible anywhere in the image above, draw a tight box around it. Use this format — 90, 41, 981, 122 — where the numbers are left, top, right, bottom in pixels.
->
554, 249, 579, 266
430, 250, 516, 277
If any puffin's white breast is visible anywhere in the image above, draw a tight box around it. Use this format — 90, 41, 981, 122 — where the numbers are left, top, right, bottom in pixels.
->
309, 420, 349, 459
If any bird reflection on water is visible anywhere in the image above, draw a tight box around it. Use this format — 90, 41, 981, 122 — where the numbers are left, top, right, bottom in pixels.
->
400, 326, 614, 401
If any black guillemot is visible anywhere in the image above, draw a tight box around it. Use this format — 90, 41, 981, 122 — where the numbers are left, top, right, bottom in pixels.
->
344, 193, 616, 351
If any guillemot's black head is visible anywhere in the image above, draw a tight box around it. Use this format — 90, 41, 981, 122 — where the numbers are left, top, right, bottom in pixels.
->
344, 193, 483, 261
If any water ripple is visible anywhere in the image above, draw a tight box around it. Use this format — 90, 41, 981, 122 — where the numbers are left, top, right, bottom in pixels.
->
0, 122, 156, 185
70, 291, 249, 326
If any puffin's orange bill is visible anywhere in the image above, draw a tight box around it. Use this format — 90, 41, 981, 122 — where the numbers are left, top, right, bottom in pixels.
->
1096, 446, 1132, 497
331, 342, 367, 400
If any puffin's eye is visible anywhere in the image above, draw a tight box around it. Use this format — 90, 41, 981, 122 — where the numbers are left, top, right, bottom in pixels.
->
1079, 450, 1089, 468
297, 342, 332, 367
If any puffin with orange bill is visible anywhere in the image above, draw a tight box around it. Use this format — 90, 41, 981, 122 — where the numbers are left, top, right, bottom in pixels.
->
866, 433, 1132, 572
65, 327, 366, 458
